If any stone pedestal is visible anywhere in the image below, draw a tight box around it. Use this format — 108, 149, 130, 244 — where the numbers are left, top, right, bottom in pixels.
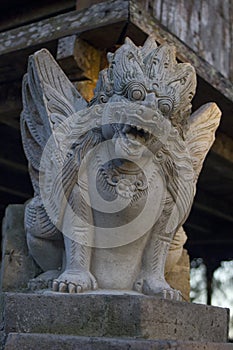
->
0, 205, 39, 292
1, 292, 232, 349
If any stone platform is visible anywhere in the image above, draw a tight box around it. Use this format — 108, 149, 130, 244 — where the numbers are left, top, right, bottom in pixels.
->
0, 292, 232, 349
4, 334, 233, 350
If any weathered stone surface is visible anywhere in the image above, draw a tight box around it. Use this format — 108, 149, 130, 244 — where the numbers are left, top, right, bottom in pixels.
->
20, 37, 221, 300
2, 293, 229, 342
4, 333, 233, 350
0, 205, 187, 298
0, 205, 39, 291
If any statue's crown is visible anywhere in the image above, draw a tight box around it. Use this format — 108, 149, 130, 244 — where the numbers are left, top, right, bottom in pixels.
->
92, 36, 196, 132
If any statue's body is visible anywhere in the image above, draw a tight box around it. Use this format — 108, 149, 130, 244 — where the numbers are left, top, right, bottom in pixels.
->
21, 37, 221, 298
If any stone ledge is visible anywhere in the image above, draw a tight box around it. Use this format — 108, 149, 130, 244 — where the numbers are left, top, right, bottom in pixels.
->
4, 333, 233, 350
1, 292, 229, 343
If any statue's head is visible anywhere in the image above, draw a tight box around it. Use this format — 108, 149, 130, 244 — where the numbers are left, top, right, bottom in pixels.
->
89, 36, 196, 162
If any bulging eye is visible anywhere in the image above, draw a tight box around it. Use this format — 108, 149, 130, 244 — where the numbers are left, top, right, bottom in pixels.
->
123, 82, 146, 101
158, 98, 173, 115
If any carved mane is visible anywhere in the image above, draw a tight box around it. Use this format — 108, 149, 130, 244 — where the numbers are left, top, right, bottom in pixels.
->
91, 37, 196, 136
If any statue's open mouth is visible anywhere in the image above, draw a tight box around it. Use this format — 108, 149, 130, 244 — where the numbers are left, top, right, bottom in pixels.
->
112, 123, 152, 158
101, 102, 171, 156
121, 124, 150, 146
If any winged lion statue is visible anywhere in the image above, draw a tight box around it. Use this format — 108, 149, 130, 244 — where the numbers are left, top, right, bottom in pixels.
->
21, 36, 221, 299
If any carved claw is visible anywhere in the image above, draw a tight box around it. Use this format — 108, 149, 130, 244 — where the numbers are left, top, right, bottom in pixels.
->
133, 274, 182, 301
52, 280, 59, 291
59, 282, 67, 293
68, 283, 76, 294
52, 270, 98, 293
163, 288, 182, 301
28, 270, 61, 291
77, 285, 82, 293
134, 280, 143, 294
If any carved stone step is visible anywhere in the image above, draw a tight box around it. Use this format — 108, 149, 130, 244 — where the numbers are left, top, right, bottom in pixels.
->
4, 333, 233, 350
1, 292, 229, 343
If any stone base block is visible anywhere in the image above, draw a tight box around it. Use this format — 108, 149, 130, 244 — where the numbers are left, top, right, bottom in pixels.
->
1, 292, 230, 344
4, 333, 233, 350
0, 205, 39, 291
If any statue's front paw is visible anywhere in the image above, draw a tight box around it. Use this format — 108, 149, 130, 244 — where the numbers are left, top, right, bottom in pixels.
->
52, 270, 98, 293
134, 274, 182, 301
29, 270, 61, 291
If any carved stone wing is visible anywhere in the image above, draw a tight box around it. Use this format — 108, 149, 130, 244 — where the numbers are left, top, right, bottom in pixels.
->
21, 48, 87, 195
186, 102, 221, 183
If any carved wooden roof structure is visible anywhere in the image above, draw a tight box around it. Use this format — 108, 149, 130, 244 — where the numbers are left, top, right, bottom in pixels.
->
0, 0, 232, 272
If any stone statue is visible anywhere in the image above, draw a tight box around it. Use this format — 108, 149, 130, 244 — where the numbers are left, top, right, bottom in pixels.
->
21, 36, 221, 299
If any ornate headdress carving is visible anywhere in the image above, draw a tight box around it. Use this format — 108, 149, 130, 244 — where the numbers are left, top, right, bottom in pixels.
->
91, 37, 196, 134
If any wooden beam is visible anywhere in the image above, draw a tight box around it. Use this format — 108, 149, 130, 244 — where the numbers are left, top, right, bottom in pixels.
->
0, 0, 232, 106
0, 0, 128, 56
0, 1, 75, 33
57, 36, 102, 101
128, 0, 233, 104
141, 0, 233, 82
57, 36, 101, 81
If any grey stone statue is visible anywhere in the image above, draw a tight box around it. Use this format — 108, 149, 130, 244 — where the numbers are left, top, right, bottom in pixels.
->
21, 36, 221, 299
